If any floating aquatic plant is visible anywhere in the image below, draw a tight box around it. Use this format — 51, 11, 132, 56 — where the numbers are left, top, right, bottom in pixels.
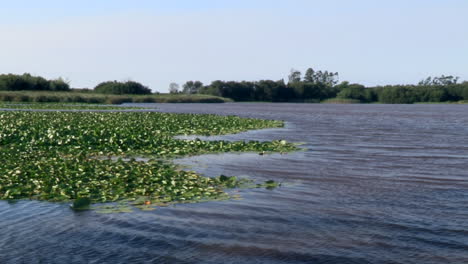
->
71, 197, 92, 210
0, 111, 297, 211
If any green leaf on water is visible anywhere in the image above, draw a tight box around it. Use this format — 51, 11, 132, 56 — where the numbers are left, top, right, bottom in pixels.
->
71, 197, 91, 210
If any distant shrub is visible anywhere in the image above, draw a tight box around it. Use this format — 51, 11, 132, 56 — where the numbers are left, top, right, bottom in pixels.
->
0, 73, 70, 91
94, 81, 152, 95
49, 79, 70, 91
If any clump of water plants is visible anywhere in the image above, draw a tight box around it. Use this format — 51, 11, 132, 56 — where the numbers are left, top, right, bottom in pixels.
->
261, 180, 281, 190
0, 111, 297, 210
71, 197, 92, 210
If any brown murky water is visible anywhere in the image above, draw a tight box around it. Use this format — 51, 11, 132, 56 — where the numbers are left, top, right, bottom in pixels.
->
1, 103, 467, 264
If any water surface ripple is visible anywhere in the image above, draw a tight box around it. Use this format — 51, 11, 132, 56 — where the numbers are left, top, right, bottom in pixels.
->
1, 103, 467, 264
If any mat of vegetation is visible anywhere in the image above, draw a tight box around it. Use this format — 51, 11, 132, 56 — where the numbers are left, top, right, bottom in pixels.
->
0, 103, 149, 110
0, 111, 296, 211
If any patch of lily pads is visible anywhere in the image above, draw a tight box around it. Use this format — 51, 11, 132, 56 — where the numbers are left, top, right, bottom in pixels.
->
0, 110, 297, 212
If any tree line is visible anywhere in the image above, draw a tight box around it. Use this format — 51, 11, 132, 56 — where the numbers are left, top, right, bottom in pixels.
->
0, 74, 152, 95
0, 73, 70, 91
170, 68, 342, 102
2, 72, 467, 104
172, 70, 468, 103
335, 75, 467, 103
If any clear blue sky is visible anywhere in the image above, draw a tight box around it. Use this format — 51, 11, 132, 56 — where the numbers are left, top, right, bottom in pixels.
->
1, 0, 467, 91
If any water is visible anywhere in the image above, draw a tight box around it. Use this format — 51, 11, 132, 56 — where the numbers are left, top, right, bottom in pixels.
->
1, 103, 467, 264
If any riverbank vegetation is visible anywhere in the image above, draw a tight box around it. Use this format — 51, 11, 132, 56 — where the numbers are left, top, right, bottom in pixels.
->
0, 74, 230, 104
0, 91, 230, 104
0, 111, 296, 210
4, 72, 467, 104
178, 69, 468, 104
0, 103, 149, 110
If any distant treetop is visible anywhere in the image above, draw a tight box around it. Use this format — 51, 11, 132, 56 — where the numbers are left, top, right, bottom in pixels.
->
94, 80, 152, 95
418, 75, 460, 86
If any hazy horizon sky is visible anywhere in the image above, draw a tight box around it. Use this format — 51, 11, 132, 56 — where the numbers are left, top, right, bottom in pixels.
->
1, 0, 467, 92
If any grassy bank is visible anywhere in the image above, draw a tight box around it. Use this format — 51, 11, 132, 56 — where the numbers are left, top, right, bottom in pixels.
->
321, 98, 468, 104
321, 98, 362, 104
0, 110, 296, 211
0, 103, 151, 110
414, 101, 468, 104
0, 91, 231, 104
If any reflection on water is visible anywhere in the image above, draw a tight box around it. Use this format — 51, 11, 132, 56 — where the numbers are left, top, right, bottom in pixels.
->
1, 103, 467, 264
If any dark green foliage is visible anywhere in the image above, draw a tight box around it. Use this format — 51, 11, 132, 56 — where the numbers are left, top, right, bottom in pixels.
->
462, 82, 468, 100
337, 83, 376, 103
94, 81, 151, 95
200, 80, 295, 102
197, 67, 340, 102
197, 70, 467, 104
372, 84, 466, 104
72, 197, 91, 210
203, 81, 257, 101
0, 73, 70, 91
200, 78, 338, 102
253, 80, 285, 102
290, 82, 339, 101
303, 68, 315, 83
263, 180, 280, 190
335, 75, 468, 104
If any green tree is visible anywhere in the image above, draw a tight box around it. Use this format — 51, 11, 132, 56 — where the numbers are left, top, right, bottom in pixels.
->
418, 75, 459, 86
303, 67, 339, 86
182, 81, 203, 94
304, 68, 315, 83
288, 69, 301, 83
337, 84, 367, 102
49, 77, 70, 91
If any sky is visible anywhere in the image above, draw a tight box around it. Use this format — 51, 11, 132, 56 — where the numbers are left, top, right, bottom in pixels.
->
0, 0, 467, 92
